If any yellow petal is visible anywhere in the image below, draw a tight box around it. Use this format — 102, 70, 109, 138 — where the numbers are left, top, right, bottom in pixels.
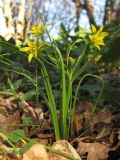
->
19, 47, 30, 52
28, 53, 33, 63
32, 25, 37, 31
26, 38, 33, 46
89, 35, 93, 40
97, 24, 104, 35
97, 41, 105, 45
91, 24, 97, 33
100, 32, 108, 38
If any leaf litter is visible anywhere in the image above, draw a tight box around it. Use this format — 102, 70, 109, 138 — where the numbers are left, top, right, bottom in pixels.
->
0, 96, 120, 159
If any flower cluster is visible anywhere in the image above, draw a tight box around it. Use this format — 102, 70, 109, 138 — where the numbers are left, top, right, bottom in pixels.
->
27, 20, 47, 37
20, 21, 46, 62
89, 24, 108, 50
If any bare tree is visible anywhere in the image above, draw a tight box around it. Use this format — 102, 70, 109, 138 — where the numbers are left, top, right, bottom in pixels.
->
0, 0, 7, 38
16, 0, 26, 39
4, 0, 15, 39
24, 0, 32, 38
83, 0, 95, 25
103, 0, 120, 24
0, 0, 120, 41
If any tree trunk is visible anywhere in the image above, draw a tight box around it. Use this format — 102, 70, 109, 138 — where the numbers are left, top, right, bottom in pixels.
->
84, 0, 95, 25
73, 0, 81, 28
4, 0, 15, 40
16, 0, 26, 40
24, 0, 32, 39
0, 0, 7, 38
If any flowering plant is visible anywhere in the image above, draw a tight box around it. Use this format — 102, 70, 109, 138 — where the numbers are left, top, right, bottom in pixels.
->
89, 24, 108, 50
0, 21, 108, 141
19, 22, 108, 140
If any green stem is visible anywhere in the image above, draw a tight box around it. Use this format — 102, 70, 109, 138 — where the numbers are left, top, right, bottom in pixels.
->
72, 44, 87, 74
67, 79, 73, 139
54, 46, 67, 139
0, 130, 16, 150
35, 66, 39, 103
38, 20, 67, 139
37, 58, 60, 140
72, 53, 97, 82
66, 39, 83, 67
71, 73, 104, 135
0, 40, 22, 54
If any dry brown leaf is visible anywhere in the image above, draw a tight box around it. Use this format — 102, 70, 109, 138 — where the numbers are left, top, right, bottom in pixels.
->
19, 101, 43, 124
84, 102, 93, 119
23, 144, 49, 160
95, 123, 111, 139
92, 107, 112, 126
77, 142, 109, 160
109, 131, 116, 145
0, 111, 20, 132
49, 140, 81, 160
0, 113, 7, 129
74, 113, 84, 135
0, 96, 12, 107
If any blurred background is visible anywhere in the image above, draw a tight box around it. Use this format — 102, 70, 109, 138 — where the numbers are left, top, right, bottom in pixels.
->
0, 0, 120, 40
0, 0, 120, 108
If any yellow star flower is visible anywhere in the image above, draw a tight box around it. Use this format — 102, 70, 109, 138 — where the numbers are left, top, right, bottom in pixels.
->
27, 20, 47, 37
20, 38, 45, 63
89, 24, 108, 50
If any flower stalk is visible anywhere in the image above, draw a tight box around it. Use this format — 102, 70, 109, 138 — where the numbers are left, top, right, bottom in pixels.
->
18, 22, 109, 140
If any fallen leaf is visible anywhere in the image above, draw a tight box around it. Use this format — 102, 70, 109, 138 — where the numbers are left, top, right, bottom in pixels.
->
95, 123, 112, 139
0, 112, 20, 132
19, 101, 43, 124
77, 142, 109, 160
74, 113, 84, 135
109, 131, 117, 145
84, 102, 93, 119
23, 144, 49, 160
92, 107, 112, 126
49, 140, 81, 160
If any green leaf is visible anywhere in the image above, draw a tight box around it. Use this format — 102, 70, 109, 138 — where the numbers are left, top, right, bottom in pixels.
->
19, 141, 37, 154
20, 89, 36, 100
22, 117, 31, 126
8, 129, 25, 143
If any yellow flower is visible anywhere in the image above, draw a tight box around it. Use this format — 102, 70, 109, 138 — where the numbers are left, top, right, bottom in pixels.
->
89, 24, 108, 50
20, 38, 45, 63
27, 20, 47, 37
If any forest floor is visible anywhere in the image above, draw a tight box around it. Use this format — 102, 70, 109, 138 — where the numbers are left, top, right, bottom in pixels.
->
0, 67, 120, 160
